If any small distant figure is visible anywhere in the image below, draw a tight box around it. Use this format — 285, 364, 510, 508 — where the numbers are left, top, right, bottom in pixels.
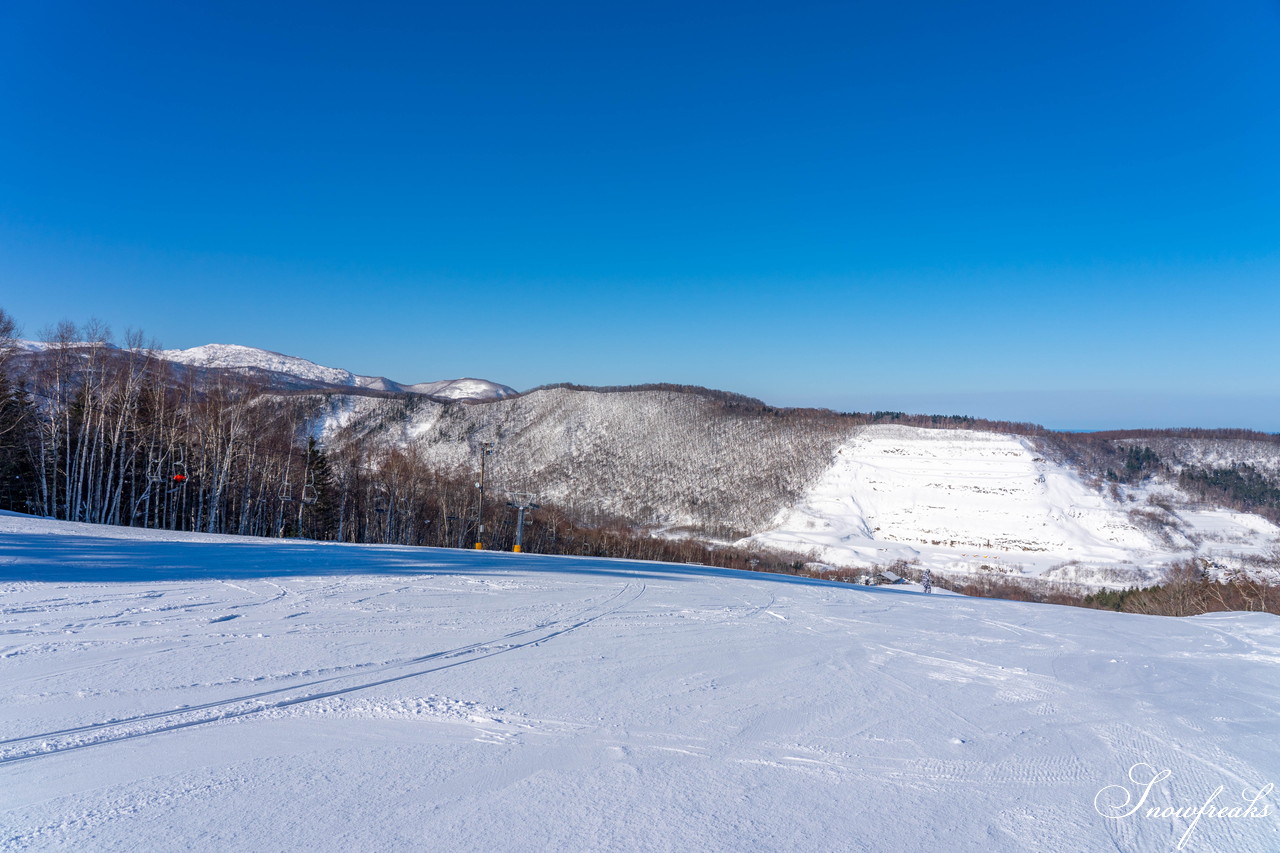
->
921, 569, 933, 594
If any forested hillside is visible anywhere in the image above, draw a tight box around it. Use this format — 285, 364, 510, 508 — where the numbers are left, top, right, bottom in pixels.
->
3, 310, 1278, 588
316, 388, 856, 539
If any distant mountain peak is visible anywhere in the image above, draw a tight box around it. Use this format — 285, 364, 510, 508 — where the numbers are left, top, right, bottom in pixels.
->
9, 339, 512, 401
160, 344, 356, 386
158, 343, 516, 401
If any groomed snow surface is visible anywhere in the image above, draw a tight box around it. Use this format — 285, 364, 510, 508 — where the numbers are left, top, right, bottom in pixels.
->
2, 512, 1277, 852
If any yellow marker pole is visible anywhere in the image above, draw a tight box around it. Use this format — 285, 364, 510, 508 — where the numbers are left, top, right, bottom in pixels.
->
474, 542, 483, 550
513, 544, 522, 553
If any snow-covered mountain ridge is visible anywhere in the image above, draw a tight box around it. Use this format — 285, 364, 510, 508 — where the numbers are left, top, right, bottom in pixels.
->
160, 343, 517, 400
16, 340, 517, 401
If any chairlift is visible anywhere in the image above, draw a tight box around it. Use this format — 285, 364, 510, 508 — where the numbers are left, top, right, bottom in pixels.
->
149, 451, 188, 488
278, 481, 294, 502
147, 456, 174, 484
151, 459, 189, 494
301, 471, 318, 505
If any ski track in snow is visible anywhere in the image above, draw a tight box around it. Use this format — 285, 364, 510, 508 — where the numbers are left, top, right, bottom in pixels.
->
1, 513, 1278, 852
0, 583, 643, 765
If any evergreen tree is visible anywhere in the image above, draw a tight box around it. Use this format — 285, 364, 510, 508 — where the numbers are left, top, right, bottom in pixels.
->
0, 371, 38, 513
302, 436, 339, 539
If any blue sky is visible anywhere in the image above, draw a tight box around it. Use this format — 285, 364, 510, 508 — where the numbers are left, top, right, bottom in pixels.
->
3, 1, 1278, 429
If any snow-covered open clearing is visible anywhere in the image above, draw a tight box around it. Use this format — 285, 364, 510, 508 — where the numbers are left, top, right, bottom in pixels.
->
1, 512, 1277, 852
751, 425, 1280, 586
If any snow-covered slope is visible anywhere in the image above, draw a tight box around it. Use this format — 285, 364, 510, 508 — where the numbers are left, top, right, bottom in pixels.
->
161, 343, 357, 385
158, 343, 516, 400
1, 512, 1277, 852
750, 425, 1280, 586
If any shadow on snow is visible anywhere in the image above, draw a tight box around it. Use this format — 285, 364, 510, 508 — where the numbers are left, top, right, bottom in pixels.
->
0, 529, 935, 600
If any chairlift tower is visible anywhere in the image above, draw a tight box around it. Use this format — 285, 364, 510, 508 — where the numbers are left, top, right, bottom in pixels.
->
474, 441, 495, 549
276, 480, 294, 539
506, 493, 540, 553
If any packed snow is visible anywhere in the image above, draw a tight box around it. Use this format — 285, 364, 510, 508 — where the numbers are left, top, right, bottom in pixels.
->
2, 512, 1277, 851
751, 426, 1280, 587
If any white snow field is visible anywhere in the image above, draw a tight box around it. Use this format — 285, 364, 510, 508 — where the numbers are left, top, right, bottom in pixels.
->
751, 426, 1280, 587
2, 512, 1277, 852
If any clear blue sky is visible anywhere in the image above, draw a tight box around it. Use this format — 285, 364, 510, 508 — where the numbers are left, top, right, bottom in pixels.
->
3, 1, 1278, 430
